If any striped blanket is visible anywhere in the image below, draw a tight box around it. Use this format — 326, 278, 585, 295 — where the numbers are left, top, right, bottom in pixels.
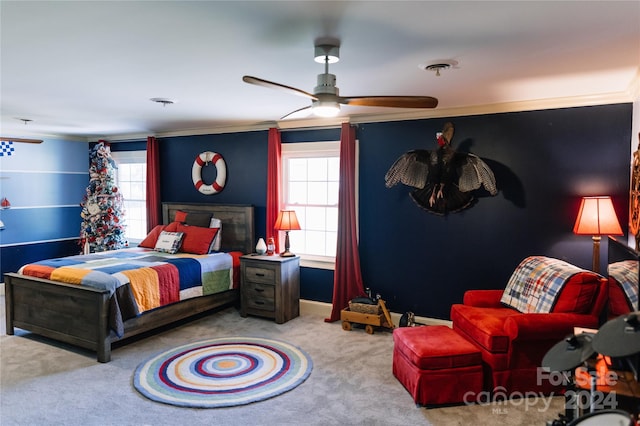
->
500, 256, 587, 313
608, 260, 639, 310
19, 247, 238, 337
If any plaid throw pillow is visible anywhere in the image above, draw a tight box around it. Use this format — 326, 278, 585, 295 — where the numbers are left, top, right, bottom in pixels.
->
154, 231, 184, 254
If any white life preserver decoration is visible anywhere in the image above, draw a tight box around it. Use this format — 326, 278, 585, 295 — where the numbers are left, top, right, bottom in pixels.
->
192, 151, 227, 195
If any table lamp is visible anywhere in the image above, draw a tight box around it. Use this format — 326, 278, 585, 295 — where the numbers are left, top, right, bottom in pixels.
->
274, 210, 301, 257
573, 196, 623, 273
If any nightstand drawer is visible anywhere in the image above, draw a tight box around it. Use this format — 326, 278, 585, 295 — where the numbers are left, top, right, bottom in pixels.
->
245, 296, 275, 312
244, 282, 275, 300
245, 266, 276, 284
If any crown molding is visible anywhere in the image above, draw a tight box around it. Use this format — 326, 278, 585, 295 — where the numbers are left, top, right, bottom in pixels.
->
350, 91, 636, 125
628, 67, 640, 100
80, 88, 640, 142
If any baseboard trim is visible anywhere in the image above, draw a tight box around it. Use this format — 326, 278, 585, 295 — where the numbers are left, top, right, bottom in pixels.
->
299, 299, 452, 327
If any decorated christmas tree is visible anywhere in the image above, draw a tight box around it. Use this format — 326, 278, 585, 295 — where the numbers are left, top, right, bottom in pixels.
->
79, 141, 126, 253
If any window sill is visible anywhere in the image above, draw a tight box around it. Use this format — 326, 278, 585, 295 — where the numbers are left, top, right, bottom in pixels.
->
300, 257, 335, 270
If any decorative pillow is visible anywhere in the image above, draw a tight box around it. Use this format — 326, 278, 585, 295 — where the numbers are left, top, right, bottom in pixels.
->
185, 212, 213, 228
500, 256, 600, 314
608, 260, 639, 308
176, 223, 219, 255
138, 224, 166, 248
154, 231, 184, 254
552, 271, 601, 314
164, 221, 180, 232
174, 210, 188, 223
209, 217, 222, 252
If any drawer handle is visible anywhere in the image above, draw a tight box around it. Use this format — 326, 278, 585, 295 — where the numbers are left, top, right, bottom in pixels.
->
254, 288, 265, 293
255, 273, 265, 277
255, 300, 265, 305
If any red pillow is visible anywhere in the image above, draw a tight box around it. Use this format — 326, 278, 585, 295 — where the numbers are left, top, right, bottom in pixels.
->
609, 277, 634, 318
551, 272, 600, 314
138, 225, 166, 248
164, 221, 180, 232
174, 210, 188, 223
176, 223, 220, 255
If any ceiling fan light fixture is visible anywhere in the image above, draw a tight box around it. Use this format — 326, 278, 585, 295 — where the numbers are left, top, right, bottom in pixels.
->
314, 44, 340, 64
312, 100, 340, 117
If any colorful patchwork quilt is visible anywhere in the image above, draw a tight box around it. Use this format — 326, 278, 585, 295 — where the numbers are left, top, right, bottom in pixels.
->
500, 256, 587, 313
19, 247, 237, 337
608, 260, 639, 310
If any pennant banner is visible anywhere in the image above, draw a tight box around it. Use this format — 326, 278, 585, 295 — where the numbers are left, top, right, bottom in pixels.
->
0, 141, 15, 156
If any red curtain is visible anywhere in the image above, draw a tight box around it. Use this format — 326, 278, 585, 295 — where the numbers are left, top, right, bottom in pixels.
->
146, 136, 161, 231
325, 123, 365, 322
266, 128, 282, 252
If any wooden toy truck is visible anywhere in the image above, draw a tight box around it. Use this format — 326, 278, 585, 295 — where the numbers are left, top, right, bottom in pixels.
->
341, 299, 394, 334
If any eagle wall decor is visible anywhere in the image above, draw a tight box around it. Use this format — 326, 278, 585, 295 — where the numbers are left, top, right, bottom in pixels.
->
385, 122, 497, 215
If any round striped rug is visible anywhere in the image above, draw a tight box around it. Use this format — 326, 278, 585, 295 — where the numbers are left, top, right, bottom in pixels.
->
133, 336, 313, 408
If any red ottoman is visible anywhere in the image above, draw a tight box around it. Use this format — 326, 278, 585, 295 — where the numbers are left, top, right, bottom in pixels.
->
393, 325, 483, 406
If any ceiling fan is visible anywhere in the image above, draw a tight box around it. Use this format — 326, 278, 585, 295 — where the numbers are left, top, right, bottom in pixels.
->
242, 41, 438, 120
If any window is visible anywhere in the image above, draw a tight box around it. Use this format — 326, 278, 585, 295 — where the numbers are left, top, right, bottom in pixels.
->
282, 141, 342, 269
111, 151, 146, 243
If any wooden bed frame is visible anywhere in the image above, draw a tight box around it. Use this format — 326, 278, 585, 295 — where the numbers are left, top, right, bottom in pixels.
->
4, 202, 255, 362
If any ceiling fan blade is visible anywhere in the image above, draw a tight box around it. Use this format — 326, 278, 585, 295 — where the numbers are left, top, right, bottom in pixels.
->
280, 105, 313, 120
339, 96, 438, 109
243, 76, 317, 100
0, 137, 43, 144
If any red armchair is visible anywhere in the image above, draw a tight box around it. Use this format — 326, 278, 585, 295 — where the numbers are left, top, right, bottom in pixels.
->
450, 256, 608, 395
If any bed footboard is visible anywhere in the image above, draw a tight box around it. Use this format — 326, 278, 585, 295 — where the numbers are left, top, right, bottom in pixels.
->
4, 272, 112, 362
5, 273, 240, 362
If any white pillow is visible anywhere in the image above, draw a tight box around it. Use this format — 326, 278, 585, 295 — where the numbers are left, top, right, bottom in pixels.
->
154, 231, 184, 254
209, 217, 222, 252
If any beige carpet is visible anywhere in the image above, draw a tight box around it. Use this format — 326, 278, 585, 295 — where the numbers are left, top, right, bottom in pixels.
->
0, 295, 565, 425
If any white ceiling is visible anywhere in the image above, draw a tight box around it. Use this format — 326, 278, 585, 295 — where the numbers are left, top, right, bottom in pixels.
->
1, 1, 639, 140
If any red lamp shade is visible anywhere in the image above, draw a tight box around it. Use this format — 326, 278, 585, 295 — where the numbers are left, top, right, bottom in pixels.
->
274, 210, 300, 257
573, 196, 623, 236
274, 210, 301, 231
573, 196, 623, 274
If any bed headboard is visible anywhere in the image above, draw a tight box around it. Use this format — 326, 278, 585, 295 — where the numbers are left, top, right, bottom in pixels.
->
162, 203, 255, 254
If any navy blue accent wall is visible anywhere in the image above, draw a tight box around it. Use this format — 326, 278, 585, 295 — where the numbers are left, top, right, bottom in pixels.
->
2, 240, 81, 275
280, 128, 342, 143
359, 105, 632, 319
155, 104, 632, 320
109, 141, 146, 152
158, 131, 269, 238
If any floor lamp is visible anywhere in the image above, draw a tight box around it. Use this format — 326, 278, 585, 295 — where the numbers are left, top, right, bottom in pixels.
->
573, 196, 623, 274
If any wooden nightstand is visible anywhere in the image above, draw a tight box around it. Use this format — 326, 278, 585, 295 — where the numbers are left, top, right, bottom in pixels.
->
240, 255, 300, 324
